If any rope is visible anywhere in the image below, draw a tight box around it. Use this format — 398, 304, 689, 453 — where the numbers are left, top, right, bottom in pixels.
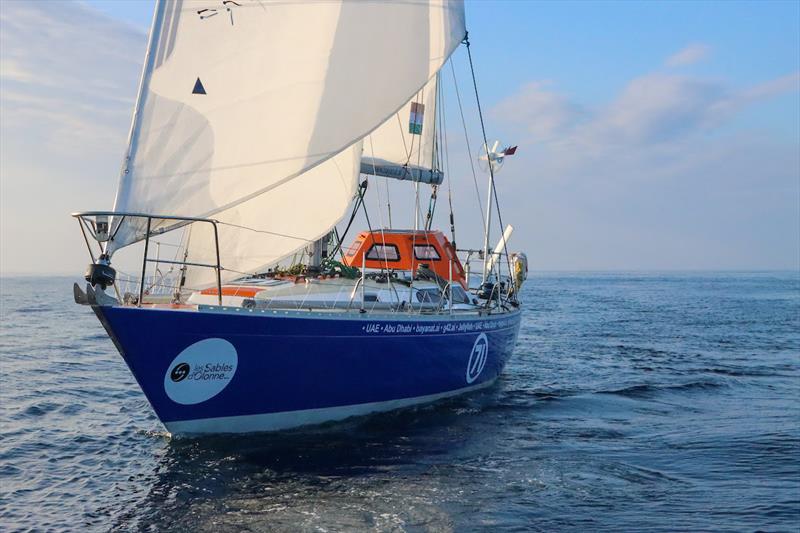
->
217, 221, 313, 242
368, 134, 393, 276
328, 185, 365, 259
424, 186, 438, 231
359, 179, 375, 237
385, 178, 393, 229
441, 74, 457, 248
424, 72, 445, 231
319, 258, 360, 279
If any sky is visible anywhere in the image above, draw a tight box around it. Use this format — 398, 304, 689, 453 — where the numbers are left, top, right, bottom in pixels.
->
0, 0, 798, 275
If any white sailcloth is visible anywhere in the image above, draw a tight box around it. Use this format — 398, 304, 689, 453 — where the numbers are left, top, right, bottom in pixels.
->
361, 75, 441, 184
108, 0, 466, 259
182, 141, 362, 288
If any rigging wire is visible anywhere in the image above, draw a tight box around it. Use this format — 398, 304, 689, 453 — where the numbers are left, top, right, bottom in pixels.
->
409, 86, 428, 304
404, 90, 423, 168
216, 221, 314, 242
368, 135, 393, 277
424, 72, 442, 231
440, 75, 457, 249
395, 114, 411, 164
385, 178, 393, 229
359, 178, 375, 236
464, 34, 514, 299
449, 58, 486, 231
328, 182, 368, 260
424, 187, 438, 231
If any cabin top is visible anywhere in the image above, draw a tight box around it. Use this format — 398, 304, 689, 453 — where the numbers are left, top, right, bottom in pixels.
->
343, 229, 466, 287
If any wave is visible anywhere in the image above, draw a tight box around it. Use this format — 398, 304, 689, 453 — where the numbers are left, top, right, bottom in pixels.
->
699, 366, 798, 378
13, 306, 53, 314
599, 380, 726, 398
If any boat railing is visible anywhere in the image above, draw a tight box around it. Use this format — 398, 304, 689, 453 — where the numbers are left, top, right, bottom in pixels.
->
72, 211, 224, 306
457, 248, 518, 306
72, 211, 516, 313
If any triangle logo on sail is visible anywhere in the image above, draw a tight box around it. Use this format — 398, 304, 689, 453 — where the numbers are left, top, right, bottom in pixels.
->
192, 78, 206, 95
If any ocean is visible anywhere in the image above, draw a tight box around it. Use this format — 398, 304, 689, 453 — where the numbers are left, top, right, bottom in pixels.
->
1, 273, 798, 532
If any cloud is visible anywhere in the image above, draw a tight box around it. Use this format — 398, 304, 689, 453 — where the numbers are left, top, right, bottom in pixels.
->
665, 43, 712, 67
739, 71, 800, 101
0, 0, 144, 156
587, 73, 729, 145
486, 65, 799, 269
0, 57, 36, 83
489, 81, 583, 142
0, 2, 797, 273
0, 1, 146, 275
492, 70, 799, 152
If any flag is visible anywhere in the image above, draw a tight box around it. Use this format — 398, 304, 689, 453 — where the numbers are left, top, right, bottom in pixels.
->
409, 102, 425, 135
502, 145, 517, 156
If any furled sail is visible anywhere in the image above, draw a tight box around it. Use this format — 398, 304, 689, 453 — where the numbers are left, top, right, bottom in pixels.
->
361, 75, 442, 184
107, 0, 467, 257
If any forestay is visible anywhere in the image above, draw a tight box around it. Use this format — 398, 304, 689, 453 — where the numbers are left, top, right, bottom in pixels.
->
107, 0, 466, 256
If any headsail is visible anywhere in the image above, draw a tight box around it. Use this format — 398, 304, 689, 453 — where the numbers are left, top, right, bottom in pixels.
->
108, 0, 466, 255
361, 75, 443, 184
181, 141, 362, 288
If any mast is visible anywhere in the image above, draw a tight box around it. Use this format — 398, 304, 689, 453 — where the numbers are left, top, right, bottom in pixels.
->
307, 236, 327, 271
481, 153, 494, 284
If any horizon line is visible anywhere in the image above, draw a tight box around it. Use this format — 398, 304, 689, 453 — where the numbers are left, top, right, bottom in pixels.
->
1, 268, 798, 279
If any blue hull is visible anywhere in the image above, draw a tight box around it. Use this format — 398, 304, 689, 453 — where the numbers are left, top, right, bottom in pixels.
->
95, 305, 521, 436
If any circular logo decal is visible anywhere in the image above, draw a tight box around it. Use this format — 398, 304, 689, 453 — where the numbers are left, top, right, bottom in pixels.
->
164, 338, 238, 405
466, 333, 488, 384
170, 363, 190, 382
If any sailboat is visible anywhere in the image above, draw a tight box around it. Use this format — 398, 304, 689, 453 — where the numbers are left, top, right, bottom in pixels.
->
73, 0, 526, 437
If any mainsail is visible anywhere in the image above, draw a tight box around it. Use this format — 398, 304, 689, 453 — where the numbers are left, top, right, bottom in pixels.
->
361, 75, 442, 185
108, 0, 465, 279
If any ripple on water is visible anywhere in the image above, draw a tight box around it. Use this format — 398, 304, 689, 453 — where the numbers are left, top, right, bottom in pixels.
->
0, 273, 798, 532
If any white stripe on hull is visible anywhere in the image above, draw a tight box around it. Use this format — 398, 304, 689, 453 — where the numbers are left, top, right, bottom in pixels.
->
164, 379, 496, 437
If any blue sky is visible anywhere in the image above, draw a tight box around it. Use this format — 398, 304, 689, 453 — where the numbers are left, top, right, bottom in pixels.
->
86, 1, 799, 101
1, 0, 798, 274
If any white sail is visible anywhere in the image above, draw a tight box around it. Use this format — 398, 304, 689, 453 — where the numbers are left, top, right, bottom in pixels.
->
180, 141, 362, 288
361, 75, 442, 184
107, 0, 466, 256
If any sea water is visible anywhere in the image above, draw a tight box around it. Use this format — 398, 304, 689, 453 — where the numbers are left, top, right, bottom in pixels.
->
1, 273, 798, 532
